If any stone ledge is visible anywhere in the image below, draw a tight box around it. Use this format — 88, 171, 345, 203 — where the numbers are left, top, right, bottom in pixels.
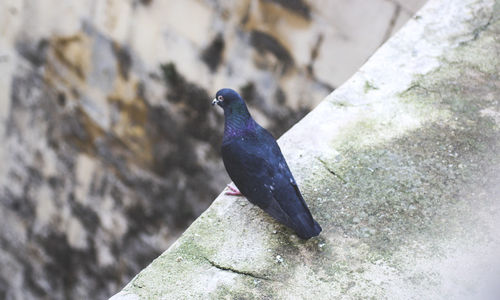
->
111, 0, 500, 298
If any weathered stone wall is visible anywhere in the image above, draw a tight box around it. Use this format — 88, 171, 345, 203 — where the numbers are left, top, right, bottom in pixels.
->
0, 1, 426, 299
111, 0, 500, 299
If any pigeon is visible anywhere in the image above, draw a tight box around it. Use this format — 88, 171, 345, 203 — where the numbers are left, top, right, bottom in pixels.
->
212, 88, 322, 239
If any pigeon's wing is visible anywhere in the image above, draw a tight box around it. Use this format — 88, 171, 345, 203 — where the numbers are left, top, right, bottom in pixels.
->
256, 128, 322, 238
221, 135, 280, 207
221, 133, 297, 229
222, 126, 321, 238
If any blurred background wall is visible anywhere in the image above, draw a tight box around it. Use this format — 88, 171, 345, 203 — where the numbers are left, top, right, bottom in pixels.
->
0, 0, 426, 299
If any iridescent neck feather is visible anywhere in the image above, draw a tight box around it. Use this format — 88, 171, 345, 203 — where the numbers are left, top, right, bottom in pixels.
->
223, 102, 254, 143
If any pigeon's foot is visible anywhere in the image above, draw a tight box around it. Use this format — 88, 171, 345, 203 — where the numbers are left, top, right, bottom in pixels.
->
225, 184, 242, 196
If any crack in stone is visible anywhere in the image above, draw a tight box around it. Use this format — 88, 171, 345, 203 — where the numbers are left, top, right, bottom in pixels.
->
472, 14, 494, 41
459, 12, 497, 47
318, 158, 347, 184
400, 82, 434, 96
204, 258, 270, 281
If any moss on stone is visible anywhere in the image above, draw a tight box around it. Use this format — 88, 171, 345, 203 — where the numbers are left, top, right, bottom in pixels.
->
307, 10, 500, 268
363, 80, 379, 93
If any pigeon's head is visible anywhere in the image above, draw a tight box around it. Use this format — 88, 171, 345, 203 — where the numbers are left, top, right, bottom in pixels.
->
212, 88, 246, 111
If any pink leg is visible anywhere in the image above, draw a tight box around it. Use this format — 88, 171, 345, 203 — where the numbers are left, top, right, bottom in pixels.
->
225, 184, 243, 196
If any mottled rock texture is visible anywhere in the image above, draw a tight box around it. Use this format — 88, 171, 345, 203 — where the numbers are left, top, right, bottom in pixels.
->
111, 0, 500, 299
0, 0, 426, 299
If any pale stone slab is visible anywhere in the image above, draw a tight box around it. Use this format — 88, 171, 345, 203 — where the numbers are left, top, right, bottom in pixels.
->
111, 0, 500, 298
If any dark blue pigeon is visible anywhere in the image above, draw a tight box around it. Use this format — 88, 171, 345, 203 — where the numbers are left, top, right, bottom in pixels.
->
212, 88, 322, 239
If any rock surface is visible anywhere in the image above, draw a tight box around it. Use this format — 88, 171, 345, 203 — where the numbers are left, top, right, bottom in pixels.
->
0, 1, 426, 299
111, 0, 500, 299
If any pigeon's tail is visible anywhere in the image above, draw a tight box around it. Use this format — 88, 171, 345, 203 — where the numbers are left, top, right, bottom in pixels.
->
293, 213, 322, 239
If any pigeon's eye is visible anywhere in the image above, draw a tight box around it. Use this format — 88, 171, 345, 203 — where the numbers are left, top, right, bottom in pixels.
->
218, 95, 224, 101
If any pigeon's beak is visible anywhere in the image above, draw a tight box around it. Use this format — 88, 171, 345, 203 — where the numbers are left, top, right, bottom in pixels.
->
212, 98, 220, 106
